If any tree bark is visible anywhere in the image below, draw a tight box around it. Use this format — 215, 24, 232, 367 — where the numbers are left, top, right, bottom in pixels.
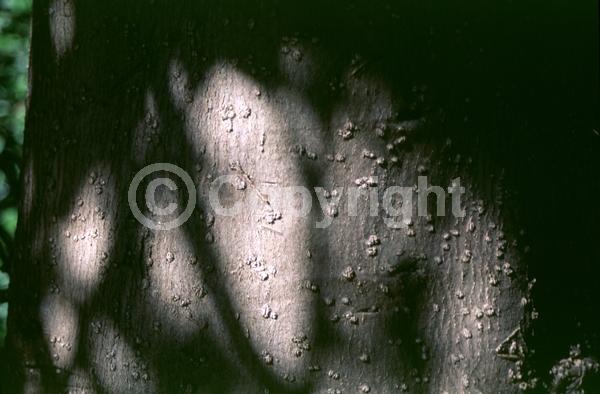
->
5, 0, 585, 392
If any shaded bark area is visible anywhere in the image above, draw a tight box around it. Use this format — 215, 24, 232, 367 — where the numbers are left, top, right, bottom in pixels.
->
1, 0, 598, 393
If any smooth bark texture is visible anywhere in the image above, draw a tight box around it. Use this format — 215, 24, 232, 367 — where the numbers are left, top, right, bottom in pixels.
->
2, 1, 598, 393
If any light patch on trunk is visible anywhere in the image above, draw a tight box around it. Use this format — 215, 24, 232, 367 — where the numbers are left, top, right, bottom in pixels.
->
55, 173, 114, 302
49, 0, 75, 59
181, 60, 325, 378
40, 294, 78, 369
168, 58, 193, 112
144, 235, 209, 340
132, 90, 161, 165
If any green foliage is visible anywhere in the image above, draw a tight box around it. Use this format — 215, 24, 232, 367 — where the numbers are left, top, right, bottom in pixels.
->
0, 0, 31, 346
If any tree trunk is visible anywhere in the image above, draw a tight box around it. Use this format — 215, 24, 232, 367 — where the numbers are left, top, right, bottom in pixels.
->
6, 0, 589, 392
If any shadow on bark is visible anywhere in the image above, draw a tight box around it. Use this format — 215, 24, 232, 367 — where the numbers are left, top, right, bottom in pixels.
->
2, 0, 599, 392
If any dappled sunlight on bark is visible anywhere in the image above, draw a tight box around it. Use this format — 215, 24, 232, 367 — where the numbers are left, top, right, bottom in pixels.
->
182, 60, 324, 381
48, 0, 75, 60
54, 175, 115, 303
142, 232, 210, 340
40, 293, 78, 370
7, 0, 592, 391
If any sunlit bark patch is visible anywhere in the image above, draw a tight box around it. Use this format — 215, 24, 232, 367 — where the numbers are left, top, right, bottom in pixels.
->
40, 294, 78, 369
131, 90, 162, 165
167, 58, 193, 113
181, 60, 328, 380
143, 234, 210, 340
55, 172, 114, 303
48, 0, 75, 59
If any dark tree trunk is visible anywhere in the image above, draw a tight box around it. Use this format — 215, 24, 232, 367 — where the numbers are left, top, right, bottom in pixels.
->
2, 1, 598, 393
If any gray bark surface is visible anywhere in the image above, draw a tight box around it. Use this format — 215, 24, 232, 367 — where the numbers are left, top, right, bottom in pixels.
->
7, 0, 596, 392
